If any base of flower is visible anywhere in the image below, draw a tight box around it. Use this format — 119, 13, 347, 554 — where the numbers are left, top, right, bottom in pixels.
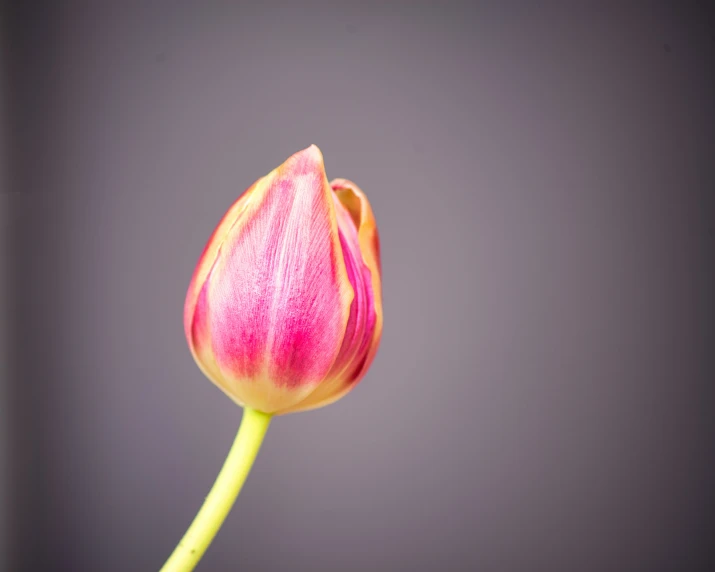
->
159, 407, 272, 572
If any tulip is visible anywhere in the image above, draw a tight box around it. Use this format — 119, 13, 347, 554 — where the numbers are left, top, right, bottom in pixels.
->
183, 144, 382, 415
161, 145, 382, 571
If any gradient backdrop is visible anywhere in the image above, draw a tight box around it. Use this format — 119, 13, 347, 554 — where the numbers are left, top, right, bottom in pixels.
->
2, 2, 714, 571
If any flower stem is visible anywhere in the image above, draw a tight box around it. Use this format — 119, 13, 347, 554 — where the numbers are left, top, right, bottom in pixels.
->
160, 407, 272, 572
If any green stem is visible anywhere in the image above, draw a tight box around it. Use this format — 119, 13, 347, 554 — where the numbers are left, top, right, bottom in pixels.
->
160, 407, 272, 572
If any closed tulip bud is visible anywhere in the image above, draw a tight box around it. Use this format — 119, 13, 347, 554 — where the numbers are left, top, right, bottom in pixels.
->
183, 145, 383, 415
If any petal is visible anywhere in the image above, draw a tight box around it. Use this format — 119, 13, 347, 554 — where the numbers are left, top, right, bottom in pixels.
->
184, 185, 255, 395
333, 179, 383, 383
327, 197, 373, 380
283, 178, 383, 414
204, 145, 354, 413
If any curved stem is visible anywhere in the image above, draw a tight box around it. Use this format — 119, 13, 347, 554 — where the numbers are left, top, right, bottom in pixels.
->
160, 407, 272, 572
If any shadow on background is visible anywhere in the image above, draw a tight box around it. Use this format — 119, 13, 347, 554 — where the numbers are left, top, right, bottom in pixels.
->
4, 2, 64, 570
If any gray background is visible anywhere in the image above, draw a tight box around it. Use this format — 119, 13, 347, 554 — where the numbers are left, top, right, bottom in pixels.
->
2, 1, 714, 571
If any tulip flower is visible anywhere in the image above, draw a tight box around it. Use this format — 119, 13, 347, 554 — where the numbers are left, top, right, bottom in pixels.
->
161, 145, 382, 571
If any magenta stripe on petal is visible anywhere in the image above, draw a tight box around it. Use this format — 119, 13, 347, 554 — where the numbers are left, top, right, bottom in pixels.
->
346, 262, 377, 383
